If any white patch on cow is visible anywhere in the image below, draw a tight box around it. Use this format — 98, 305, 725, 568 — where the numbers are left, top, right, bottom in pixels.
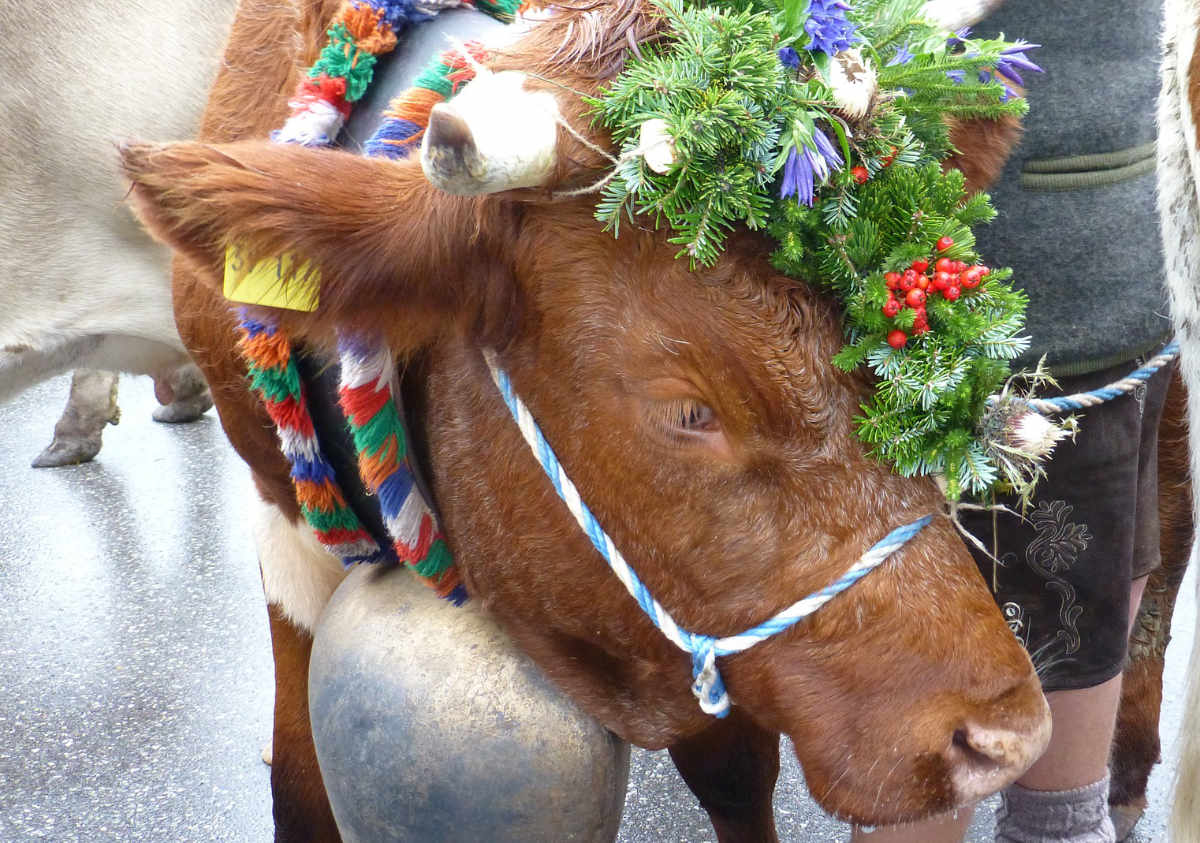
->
0, 0, 239, 402
272, 99, 346, 147
920, 0, 1006, 31
420, 69, 560, 195
1158, 3, 1200, 840
254, 499, 348, 632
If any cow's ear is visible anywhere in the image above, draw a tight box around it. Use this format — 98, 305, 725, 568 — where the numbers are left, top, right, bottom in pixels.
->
122, 140, 517, 348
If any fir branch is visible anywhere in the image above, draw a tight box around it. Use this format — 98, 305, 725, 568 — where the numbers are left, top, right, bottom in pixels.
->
589, 0, 1041, 499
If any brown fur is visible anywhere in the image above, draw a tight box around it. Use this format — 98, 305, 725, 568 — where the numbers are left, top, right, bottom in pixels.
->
165, 4, 347, 839
667, 707, 782, 841
267, 605, 340, 842
1110, 369, 1194, 817
945, 113, 1024, 194
167, 0, 345, 522
1190, 15, 1200, 159
131, 1, 1054, 836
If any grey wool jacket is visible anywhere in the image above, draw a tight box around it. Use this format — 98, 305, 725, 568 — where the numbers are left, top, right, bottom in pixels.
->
974, 0, 1172, 375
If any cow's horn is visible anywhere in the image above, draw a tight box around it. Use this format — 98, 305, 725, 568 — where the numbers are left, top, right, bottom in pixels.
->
420, 70, 559, 195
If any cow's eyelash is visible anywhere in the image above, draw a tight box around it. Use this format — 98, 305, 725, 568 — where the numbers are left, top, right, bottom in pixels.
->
647, 399, 719, 434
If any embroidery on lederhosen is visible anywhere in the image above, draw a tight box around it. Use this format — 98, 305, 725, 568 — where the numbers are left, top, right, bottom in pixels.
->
1007, 499, 1091, 673
1002, 602, 1028, 648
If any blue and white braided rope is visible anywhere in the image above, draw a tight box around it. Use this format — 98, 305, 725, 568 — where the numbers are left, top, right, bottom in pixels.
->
482, 349, 931, 717
1011, 341, 1180, 414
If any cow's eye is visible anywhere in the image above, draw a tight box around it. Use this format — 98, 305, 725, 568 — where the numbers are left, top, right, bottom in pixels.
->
650, 399, 719, 434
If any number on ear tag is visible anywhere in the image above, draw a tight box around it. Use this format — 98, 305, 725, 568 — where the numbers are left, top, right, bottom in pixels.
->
223, 244, 320, 312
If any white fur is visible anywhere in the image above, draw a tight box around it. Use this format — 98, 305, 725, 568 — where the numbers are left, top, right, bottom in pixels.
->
0, 0, 238, 401
272, 100, 345, 147
920, 0, 1007, 31
420, 70, 560, 194
1158, 2, 1200, 839
254, 499, 349, 632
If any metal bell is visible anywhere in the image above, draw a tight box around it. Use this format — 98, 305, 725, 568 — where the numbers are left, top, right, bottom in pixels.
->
309, 564, 630, 842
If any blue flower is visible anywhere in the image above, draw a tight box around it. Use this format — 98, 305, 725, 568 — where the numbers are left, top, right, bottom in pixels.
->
978, 68, 1014, 102
781, 145, 814, 206
945, 69, 966, 84
887, 42, 914, 66
803, 0, 860, 56
811, 128, 844, 171
778, 47, 801, 69
946, 26, 971, 49
971, 43, 1042, 101
780, 130, 844, 207
996, 42, 1043, 87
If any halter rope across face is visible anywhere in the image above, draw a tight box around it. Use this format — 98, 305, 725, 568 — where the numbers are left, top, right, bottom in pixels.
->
482, 349, 931, 717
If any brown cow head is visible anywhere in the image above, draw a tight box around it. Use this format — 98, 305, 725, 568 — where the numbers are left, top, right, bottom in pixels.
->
121, 1, 1047, 826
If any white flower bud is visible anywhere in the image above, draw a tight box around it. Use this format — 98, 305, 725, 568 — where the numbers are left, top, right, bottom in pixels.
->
639, 118, 677, 174
1010, 411, 1068, 460
829, 49, 877, 120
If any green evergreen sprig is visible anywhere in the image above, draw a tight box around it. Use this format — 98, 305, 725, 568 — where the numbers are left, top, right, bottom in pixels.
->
588, 0, 1044, 500
589, 0, 785, 264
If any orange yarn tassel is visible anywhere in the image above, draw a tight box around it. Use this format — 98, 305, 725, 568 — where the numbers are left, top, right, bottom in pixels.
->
383, 87, 445, 125
357, 434, 402, 490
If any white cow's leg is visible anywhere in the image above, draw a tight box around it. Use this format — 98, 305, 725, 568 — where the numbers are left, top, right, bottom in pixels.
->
31, 368, 120, 468
0, 338, 103, 403
151, 362, 213, 423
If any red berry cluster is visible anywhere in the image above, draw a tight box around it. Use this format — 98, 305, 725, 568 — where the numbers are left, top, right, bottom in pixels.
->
881, 237, 990, 349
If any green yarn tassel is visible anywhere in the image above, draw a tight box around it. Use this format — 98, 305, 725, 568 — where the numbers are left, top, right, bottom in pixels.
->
412, 538, 454, 578
310, 23, 378, 101
247, 361, 302, 404
475, 0, 522, 21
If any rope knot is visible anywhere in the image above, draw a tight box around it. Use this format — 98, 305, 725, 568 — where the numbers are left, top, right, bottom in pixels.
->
689, 636, 730, 718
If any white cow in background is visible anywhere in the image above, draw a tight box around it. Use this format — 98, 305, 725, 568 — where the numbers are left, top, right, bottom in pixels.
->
1156, 2, 1200, 842
0, 0, 237, 466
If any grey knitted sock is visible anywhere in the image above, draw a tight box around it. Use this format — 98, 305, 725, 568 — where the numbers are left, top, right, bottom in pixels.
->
995, 773, 1116, 843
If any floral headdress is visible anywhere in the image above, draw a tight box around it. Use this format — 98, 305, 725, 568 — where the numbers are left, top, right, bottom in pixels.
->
588, 0, 1050, 501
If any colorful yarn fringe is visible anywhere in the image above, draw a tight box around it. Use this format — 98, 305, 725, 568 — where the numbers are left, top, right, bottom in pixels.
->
238, 314, 388, 566
272, 0, 519, 146
337, 335, 466, 603
239, 0, 520, 601
324, 31, 501, 602
364, 40, 491, 158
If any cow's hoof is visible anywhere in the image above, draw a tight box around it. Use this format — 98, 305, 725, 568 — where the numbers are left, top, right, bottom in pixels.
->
151, 389, 213, 423
1110, 803, 1145, 841
310, 564, 630, 843
152, 364, 213, 423
31, 436, 102, 468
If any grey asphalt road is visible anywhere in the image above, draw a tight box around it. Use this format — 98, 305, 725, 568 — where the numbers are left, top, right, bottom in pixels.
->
0, 375, 1193, 842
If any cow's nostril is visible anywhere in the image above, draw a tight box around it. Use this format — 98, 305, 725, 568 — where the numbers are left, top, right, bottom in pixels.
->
946, 716, 1051, 804
952, 725, 1010, 769
426, 109, 476, 156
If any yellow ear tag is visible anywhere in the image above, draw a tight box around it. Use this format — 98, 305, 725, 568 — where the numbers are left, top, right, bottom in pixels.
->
223, 244, 320, 312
